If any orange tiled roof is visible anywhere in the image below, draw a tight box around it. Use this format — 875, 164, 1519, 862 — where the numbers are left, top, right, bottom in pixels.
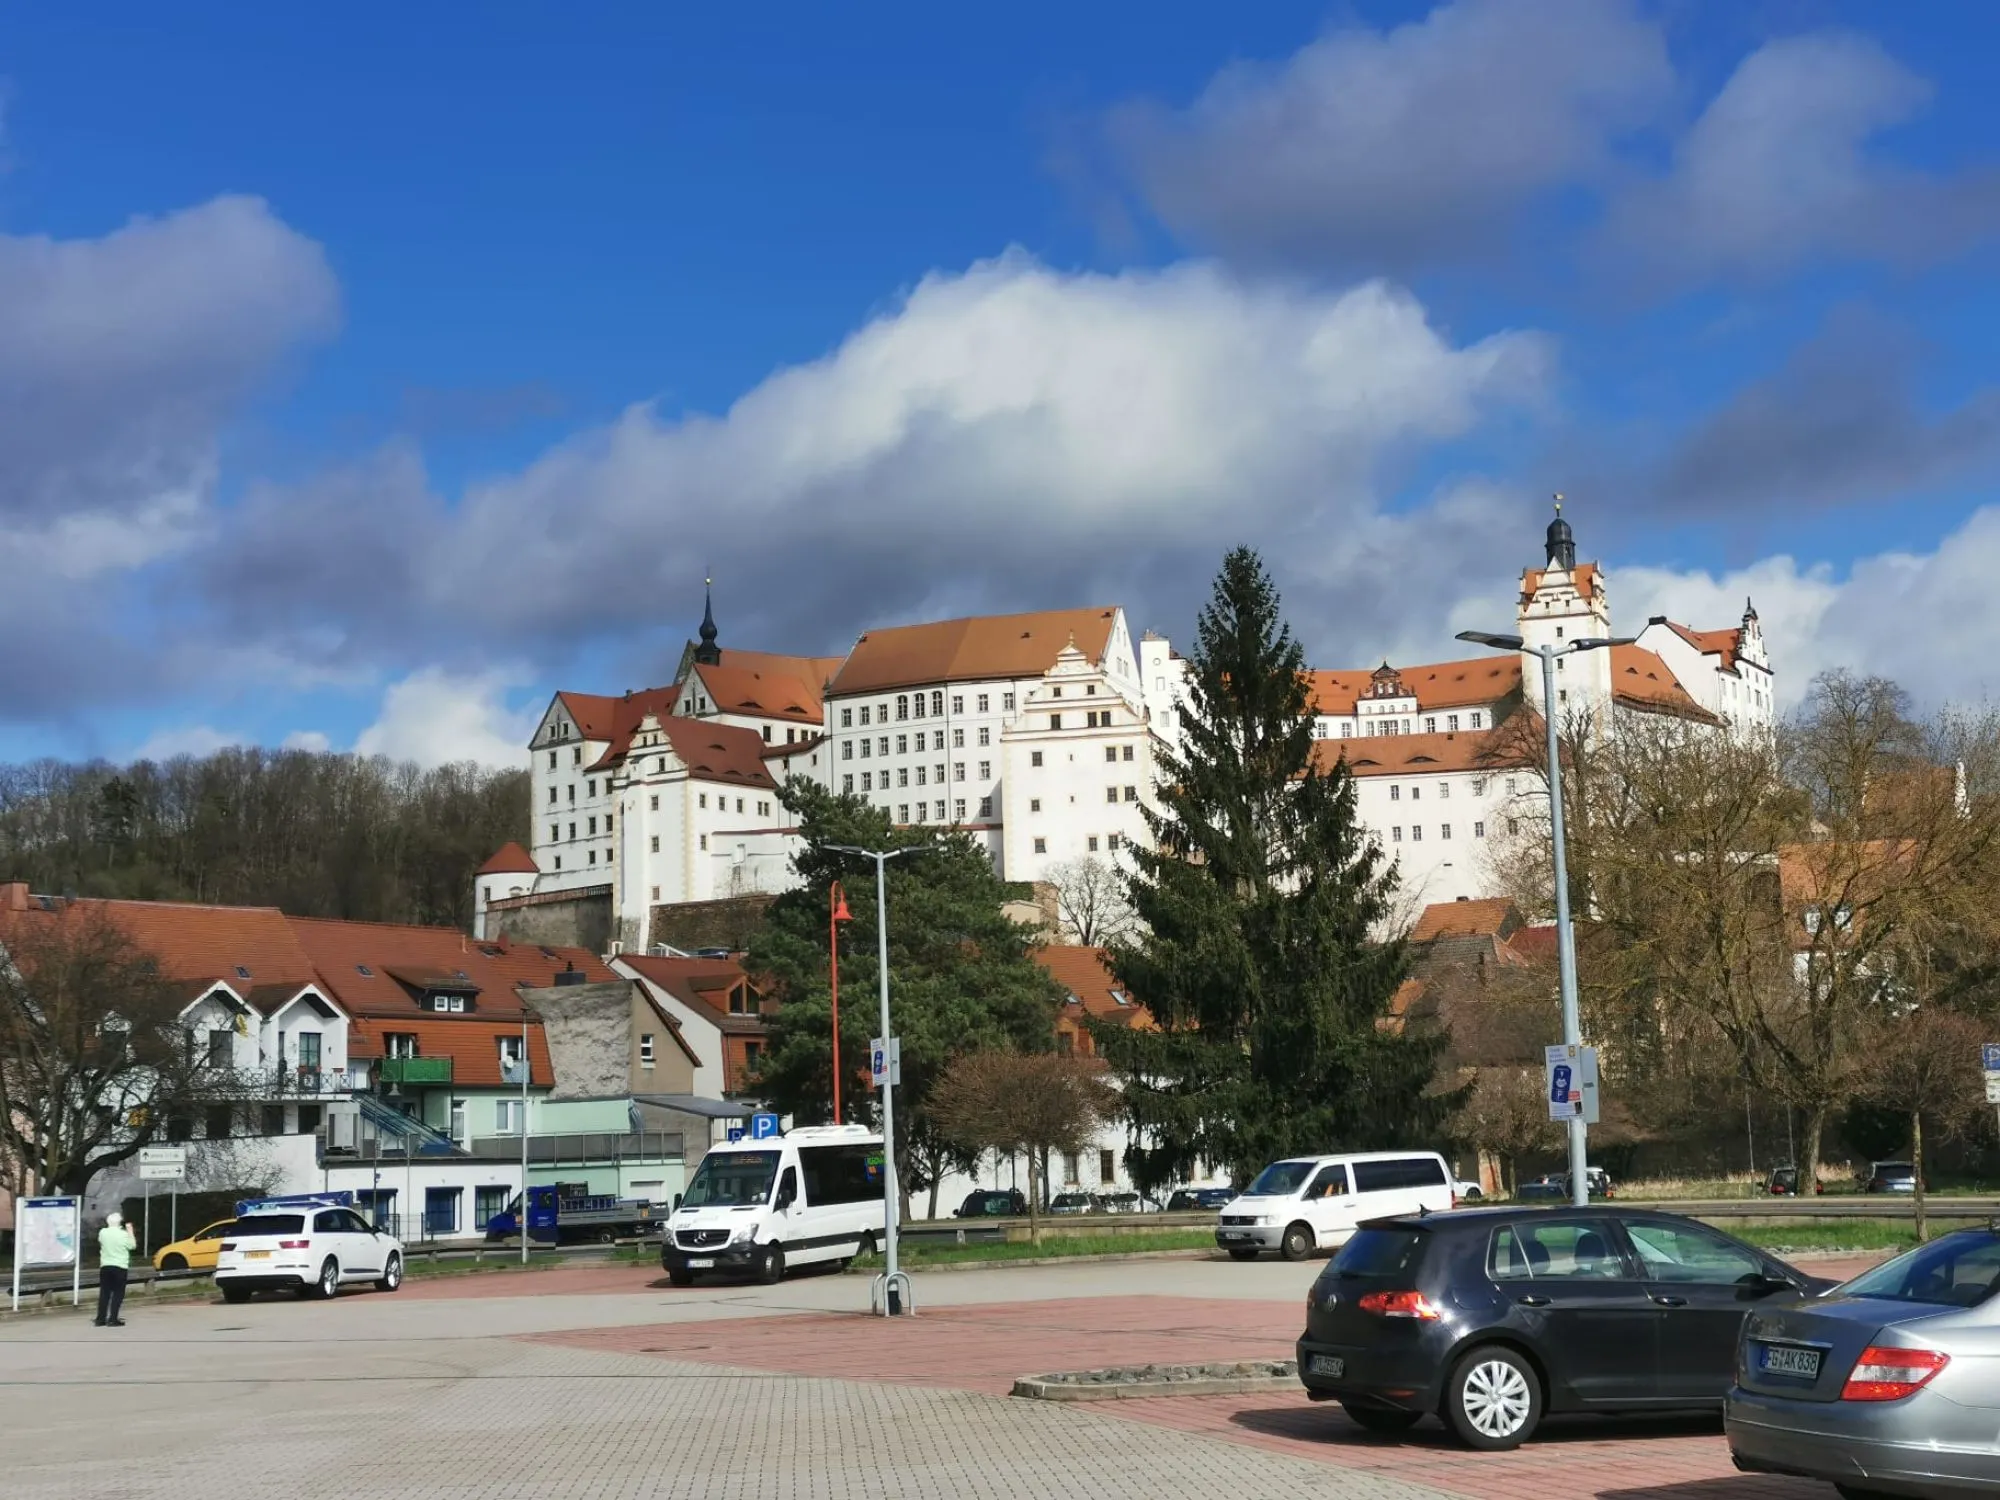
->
1609, 645, 1720, 723
287, 916, 614, 1020
1410, 898, 1521, 944
557, 686, 679, 742
589, 711, 778, 788
690, 649, 844, 726
0, 898, 321, 1014
828, 607, 1121, 697
347, 1016, 553, 1088
619, 954, 769, 1035
1309, 655, 1523, 716
1520, 561, 1601, 602
478, 841, 539, 876
1033, 945, 1152, 1027
1662, 620, 1745, 675
1314, 727, 1519, 779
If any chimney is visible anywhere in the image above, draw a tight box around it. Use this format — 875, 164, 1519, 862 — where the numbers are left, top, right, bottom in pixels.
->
1, 881, 29, 912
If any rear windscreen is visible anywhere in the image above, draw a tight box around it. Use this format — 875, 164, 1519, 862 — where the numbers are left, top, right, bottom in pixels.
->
1329, 1228, 1428, 1278
1840, 1234, 2000, 1307
229, 1215, 305, 1237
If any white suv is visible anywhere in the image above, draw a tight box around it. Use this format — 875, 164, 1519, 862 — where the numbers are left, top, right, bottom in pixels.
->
215, 1201, 404, 1303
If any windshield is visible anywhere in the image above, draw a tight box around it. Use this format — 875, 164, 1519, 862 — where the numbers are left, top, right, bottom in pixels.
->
1246, 1161, 1315, 1197
1840, 1233, 2000, 1308
230, 1214, 305, 1237
682, 1150, 780, 1208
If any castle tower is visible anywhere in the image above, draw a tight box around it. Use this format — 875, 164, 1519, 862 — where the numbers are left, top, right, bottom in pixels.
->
1516, 498, 1614, 723
694, 577, 721, 667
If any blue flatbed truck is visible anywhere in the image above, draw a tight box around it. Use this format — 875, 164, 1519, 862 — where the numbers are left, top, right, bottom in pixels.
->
483, 1185, 660, 1245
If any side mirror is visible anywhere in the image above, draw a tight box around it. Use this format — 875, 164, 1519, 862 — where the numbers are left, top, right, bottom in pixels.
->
673, 1193, 683, 1211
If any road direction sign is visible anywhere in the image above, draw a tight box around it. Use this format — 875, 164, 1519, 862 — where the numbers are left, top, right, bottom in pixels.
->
137, 1146, 187, 1182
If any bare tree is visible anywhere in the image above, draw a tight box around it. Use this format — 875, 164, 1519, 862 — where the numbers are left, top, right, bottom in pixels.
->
1455, 1068, 1563, 1196
0, 905, 218, 1195
929, 1049, 1117, 1240
1043, 856, 1139, 948
1856, 1005, 1990, 1241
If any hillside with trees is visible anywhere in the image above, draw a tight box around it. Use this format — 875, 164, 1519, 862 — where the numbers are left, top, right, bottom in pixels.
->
0, 749, 526, 930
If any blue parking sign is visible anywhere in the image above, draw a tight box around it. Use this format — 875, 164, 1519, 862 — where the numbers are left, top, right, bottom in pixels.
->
751, 1111, 781, 1140
1984, 1042, 2000, 1072
1550, 1064, 1573, 1107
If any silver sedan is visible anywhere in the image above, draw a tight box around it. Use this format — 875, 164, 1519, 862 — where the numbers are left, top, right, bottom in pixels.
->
1726, 1224, 2000, 1498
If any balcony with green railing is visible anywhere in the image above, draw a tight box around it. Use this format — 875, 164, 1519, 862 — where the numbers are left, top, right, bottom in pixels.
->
376, 1056, 453, 1085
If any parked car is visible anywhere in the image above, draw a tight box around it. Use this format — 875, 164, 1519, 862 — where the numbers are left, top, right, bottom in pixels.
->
953, 1189, 1028, 1218
1765, 1166, 1824, 1197
1863, 1161, 1922, 1195
1728, 1221, 2000, 1495
1099, 1191, 1145, 1214
214, 1199, 405, 1303
1166, 1188, 1236, 1212
1454, 1179, 1484, 1202
1048, 1192, 1103, 1215
1297, 1205, 1826, 1449
152, 1217, 235, 1273
1516, 1168, 1612, 1202
1217, 1151, 1455, 1262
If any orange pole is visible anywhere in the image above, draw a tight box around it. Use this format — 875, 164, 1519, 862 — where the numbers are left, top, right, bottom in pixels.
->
829, 882, 843, 1124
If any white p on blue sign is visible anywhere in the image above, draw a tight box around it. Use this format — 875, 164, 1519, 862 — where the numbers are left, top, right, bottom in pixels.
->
1983, 1042, 2000, 1073
750, 1111, 781, 1140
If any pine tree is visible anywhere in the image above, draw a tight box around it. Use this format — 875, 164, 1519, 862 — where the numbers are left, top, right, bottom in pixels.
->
1093, 547, 1462, 1190
750, 780, 1065, 1218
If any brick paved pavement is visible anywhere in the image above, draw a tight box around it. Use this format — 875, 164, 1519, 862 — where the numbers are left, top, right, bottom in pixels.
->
0, 1293, 1456, 1500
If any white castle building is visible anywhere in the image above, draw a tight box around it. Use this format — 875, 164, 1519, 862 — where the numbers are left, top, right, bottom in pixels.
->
478, 510, 1771, 938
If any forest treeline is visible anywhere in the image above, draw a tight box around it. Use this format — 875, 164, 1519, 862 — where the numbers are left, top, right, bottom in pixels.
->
0, 749, 528, 930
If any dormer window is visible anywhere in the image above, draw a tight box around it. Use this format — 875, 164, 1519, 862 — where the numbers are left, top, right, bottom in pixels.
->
234, 965, 251, 980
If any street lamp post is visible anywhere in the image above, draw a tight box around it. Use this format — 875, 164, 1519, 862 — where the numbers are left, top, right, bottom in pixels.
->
1456, 628, 1631, 1209
825, 843, 923, 1315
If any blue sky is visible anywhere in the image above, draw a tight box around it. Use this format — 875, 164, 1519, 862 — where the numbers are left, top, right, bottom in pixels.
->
5, 1, 2000, 767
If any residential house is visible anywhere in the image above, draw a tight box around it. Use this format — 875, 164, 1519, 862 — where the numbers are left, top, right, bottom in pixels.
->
613, 953, 771, 1100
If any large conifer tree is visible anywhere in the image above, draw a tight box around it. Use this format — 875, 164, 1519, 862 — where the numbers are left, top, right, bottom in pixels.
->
1093, 548, 1460, 1189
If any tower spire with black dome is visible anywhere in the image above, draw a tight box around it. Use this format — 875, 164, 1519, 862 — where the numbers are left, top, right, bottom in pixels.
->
1545, 494, 1576, 571
694, 574, 721, 666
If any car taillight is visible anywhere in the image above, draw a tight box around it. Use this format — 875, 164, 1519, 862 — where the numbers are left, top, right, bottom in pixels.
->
1842, 1346, 1948, 1402
278, 1239, 310, 1250
1357, 1290, 1441, 1320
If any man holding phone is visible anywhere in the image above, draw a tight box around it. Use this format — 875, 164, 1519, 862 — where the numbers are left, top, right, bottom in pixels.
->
95, 1211, 137, 1327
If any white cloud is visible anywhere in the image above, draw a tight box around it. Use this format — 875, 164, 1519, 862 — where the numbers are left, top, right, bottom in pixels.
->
1602, 32, 2000, 283
353, 668, 537, 771
1107, 0, 1672, 270
202, 253, 1553, 677
281, 729, 332, 753
128, 724, 239, 763
1618, 507, 2000, 710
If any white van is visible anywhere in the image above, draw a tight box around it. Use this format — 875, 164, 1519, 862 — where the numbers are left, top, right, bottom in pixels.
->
661, 1125, 886, 1285
1215, 1150, 1455, 1262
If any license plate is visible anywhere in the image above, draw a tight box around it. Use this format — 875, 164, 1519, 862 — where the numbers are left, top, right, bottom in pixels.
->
1308, 1354, 1345, 1378
1758, 1344, 1822, 1379
1219, 1232, 1246, 1242
246, 1250, 272, 1260
685, 1257, 714, 1268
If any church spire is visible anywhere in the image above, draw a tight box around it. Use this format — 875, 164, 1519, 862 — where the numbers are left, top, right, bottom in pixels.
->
694, 574, 721, 666
1544, 493, 1576, 571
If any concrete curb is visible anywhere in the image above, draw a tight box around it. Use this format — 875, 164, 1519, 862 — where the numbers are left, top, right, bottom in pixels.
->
846, 1247, 1217, 1275
1013, 1360, 1299, 1402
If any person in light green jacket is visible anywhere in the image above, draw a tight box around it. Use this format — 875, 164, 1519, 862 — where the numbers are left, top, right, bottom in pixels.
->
95, 1212, 137, 1327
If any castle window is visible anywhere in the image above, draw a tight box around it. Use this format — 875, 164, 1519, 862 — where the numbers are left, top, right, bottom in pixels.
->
952, 695, 964, 714
1033, 837, 1046, 855
1474, 821, 1486, 838
1448, 715, 1459, 732
1441, 824, 1452, 840
977, 694, 990, 712
843, 775, 854, 793
841, 708, 852, 728
979, 727, 991, 747
1470, 712, 1483, 729
896, 695, 909, 721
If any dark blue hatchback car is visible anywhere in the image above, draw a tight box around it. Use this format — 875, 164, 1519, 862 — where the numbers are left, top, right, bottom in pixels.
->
1297, 1206, 1826, 1449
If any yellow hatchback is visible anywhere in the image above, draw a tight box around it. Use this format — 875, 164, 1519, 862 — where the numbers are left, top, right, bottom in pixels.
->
153, 1219, 236, 1273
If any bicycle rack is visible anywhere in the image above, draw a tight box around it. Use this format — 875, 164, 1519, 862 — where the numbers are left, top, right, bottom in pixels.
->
870, 1270, 914, 1317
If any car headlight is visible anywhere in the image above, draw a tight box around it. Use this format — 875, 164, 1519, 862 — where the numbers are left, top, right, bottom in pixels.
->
1251, 1215, 1272, 1226
730, 1225, 756, 1245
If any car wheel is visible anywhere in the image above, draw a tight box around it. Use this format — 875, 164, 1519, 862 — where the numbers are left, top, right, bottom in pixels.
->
374, 1253, 402, 1293
755, 1243, 786, 1285
597, 1229, 616, 1245
667, 1268, 695, 1288
315, 1258, 340, 1300
1227, 1246, 1260, 1262
1279, 1223, 1314, 1262
159, 1253, 188, 1272
220, 1284, 250, 1304
1342, 1402, 1423, 1435
1444, 1346, 1541, 1450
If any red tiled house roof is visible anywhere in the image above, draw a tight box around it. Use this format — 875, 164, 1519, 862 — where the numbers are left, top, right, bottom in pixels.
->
828, 607, 1121, 696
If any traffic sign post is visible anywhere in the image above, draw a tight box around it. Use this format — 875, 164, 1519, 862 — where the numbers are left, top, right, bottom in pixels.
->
1984, 1043, 2000, 1123
137, 1146, 186, 1182
1544, 1044, 1599, 1126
